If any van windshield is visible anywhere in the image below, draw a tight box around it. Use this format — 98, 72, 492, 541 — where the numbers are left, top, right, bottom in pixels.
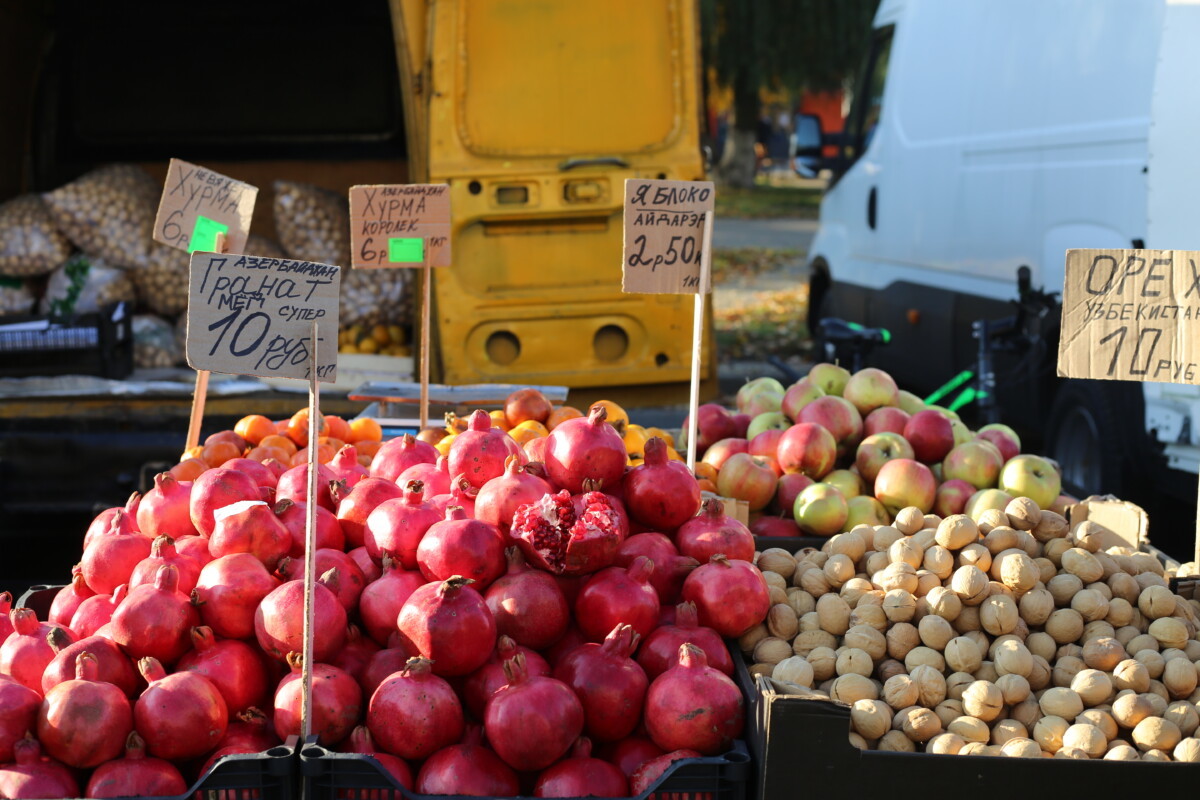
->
844, 25, 894, 164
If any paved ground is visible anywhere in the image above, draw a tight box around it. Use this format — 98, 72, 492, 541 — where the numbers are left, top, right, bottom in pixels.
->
712, 217, 819, 252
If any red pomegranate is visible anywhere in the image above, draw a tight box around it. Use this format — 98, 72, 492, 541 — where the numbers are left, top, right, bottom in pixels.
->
326, 444, 369, 487
110, 564, 200, 666
533, 737, 629, 798
364, 482, 441, 567
358, 555, 427, 646
41, 635, 139, 700
600, 736, 666, 779
574, 557, 660, 642
369, 433, 438, 482
177, 627, 269, 715
637, 601, 733, 680
415, 724, 519, 797
462, 636, 551, 719
674, 498, 754, 563
0, 609, 74, 695
0, 736, 79, 799
544, 404, 627, 494
83, 492, 142, 551
483, 548, 570, 650
644, 644, 744, 755
330, 624, 381, 685
0, 592, 14, 642
48, 569, 95, 629
36, 652, 133, 768
358, 639, 414, 700
396, 577, 496, 677
193, 553, 281, 640
275, 462, 338, 512
397, 456, 451, 499
342, 726, 412, 790
274, 498, 345, 557
333, 477, 404, 549
223, 458, 280, 490
630, 749, 703, 795
511, 489, 624, 575
427, 474, 480, 519
254, 572, 348, 663
615, 533, 699, 606
175, 535, 214, 567
367, 657, 463, 760
214, 706, 280, 753
448, 409, 524, 489
69, 585, 128, 639
623, 437, 702, 532
208, 500, 292, 570
541, 623, 589, 670
189, 467, 261, 538
554, 624, 649, 743
274, 654, 361, 747
0, 676, 39, 763
347, 546, 382, 583
85, 731, 187, 799
681, 554, 771, 637
81, 511, 152, 595
275, 549, 366, 612
416, 507, 505, 590
129, 535, 201, 594
475, 455, 554, 536
483, 652, 584, 772
135, 656, 228, 761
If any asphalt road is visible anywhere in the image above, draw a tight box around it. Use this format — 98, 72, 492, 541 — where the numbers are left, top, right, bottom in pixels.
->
713, 217, 819, 253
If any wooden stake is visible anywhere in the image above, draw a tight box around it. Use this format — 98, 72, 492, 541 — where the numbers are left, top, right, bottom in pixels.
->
686, 211, 715, 472
300, 319, 320, 739
420, 253, 432, 429
183, 233, 227, 453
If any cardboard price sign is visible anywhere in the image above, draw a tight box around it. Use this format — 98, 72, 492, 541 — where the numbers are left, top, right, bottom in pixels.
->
154, 159, 257, 254
186, 253, 341, 382
622, 179, 714, 294
1058, 248, 1200, 384
349, 184, 451, 268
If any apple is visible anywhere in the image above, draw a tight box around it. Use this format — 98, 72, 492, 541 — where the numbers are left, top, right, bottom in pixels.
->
897, 390, 927, 415
824, 468, 864, 500
751, 515, 801, 538
775, 422, 837, 479
730, 413, 751, 439
781, 379, 826, 422
964, 488, 1014, 521
681, 403, 738, 456
933, 478, 976, 518
949, 418, 973, 447
771, 472, 814, 517
746, 411, 790, 440
748, 428, 785, 462
855, 432, 916, 484
842, 367, 900, 416
1050, 493, 1078, 517
998, 454, 1062, 510
793, 483, 849, 537
864, 406, 911, 437
942, 440, 1004, 490
736, 377, 786, 415
716, 453, 778, 511
846, 495, 890, 529
975, 423, 1022, 463
806, 363, 851, 397
873, 458, 937, 516
903, 409, 956, 464
797, 395, 864, 461
700, 437, 749, 471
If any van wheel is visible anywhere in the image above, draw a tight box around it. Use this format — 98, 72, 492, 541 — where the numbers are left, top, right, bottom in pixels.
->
806, 259, 831, 359
1044, 379, 1143, 498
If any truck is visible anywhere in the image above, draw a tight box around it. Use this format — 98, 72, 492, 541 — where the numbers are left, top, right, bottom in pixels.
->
798, 0, 1200, 555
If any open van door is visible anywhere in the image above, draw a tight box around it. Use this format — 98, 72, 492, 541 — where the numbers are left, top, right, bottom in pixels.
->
392, 0, 712, 390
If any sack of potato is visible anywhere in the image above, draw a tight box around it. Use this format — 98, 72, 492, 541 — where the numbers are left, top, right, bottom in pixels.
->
39, 254, 137, 316
132, 314, 183, 368
0, 277, 36, 315
132, 243, 190, 316
0, 194, 72, 277
41, 164, 159, 271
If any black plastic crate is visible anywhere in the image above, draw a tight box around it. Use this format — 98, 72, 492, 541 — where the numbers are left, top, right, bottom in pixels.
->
0, 300, 133, 378
183, 739, 299, 800
752, 535, 828, 554
299, 737, 750, 800
15, 585, 59, 619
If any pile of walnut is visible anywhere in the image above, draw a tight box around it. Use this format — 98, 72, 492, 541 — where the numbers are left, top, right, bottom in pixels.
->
744, 499, 1200, 762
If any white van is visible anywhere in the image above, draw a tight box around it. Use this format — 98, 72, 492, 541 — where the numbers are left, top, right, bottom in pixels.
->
803, 0, 1200, 533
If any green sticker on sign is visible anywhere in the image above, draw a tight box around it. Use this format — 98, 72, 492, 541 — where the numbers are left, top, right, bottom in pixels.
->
388, 238, 424, 263
188, 216, 229, 253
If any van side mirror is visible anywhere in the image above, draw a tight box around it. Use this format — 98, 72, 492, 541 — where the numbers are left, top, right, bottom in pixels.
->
790, 113, 824, 177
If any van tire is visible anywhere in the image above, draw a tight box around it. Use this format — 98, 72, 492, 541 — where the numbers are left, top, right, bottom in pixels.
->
1044, 379, 1144, 498
806, 259, 831, 359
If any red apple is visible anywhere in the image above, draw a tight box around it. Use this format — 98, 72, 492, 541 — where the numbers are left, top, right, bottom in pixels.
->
793, 483, 849, 537
933, 478, 976, 518
942, 440, 1004, 490
775, 422, 837, 479
873, 458, 937, 516
975, 424, 1022, 463
855, 432, 916, 484
746, 411, 790, 440
797, 395, 863, 461
771, 472, 814, 517
751, 515, 801, 538
730, 413, 752, 439
781, 379, 826, 422
748, 429, 785, 463
864, 406, 911, 437
903, 409, 956, 464
736, 377, 786, 413
843, 367, 900, 416
715, 452, 778, 511
682, 403, 738, 456
700, 437, 749, 471
806, 363, 851, 396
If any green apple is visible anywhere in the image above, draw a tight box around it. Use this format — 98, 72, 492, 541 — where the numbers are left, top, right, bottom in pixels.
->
998, 454, 1062, 510
806, 363, 851, 397
793, 482, 848, 537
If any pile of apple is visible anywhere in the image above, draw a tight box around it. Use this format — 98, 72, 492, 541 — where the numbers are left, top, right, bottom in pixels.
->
688, 363, 1069, 537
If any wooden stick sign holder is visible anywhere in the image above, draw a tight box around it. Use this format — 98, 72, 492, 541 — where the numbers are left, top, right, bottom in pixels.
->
420, 252, 432, 428
621, 179, 716, 471
183, 231, 227, 453
301, 319, 321, 738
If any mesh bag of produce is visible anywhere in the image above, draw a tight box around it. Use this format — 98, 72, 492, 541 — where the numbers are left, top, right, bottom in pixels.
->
39, 254, 137, 315
132, 243, 190, 317
274, 180, 413, 329
41, 164, 159, 271
240, 234, 287, 259
132, 313, 183, 369
0, 276, 36, 315
0, 194, 73, 277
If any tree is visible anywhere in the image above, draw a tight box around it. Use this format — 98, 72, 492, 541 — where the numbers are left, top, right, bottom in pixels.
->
702, 0, 879, 187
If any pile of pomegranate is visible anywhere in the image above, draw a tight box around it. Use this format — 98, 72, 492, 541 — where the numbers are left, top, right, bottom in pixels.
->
0, 395, 770, 798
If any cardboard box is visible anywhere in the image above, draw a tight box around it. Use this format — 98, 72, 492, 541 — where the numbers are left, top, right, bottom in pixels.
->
258, 353, 413, 394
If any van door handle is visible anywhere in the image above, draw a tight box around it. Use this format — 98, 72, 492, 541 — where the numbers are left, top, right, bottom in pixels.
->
867, 186, 877, 230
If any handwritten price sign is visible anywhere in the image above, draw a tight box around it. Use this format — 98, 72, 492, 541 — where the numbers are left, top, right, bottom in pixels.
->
185, 253, 342, 382
154, 159, 257, 254
622, 179, 714, 294
1058, 249, 1200, 384
349, 184, 450, 268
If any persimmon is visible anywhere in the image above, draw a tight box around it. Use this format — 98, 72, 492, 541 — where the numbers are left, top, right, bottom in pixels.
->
589, 400, 629, 437
169, 458, 208, 481
546, 405, 583, 431
348, 417, 383, 444
234, 414, 276, 446
323, 415, 352, 443
201, 441, 241, 468
259, 434, 298, 456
